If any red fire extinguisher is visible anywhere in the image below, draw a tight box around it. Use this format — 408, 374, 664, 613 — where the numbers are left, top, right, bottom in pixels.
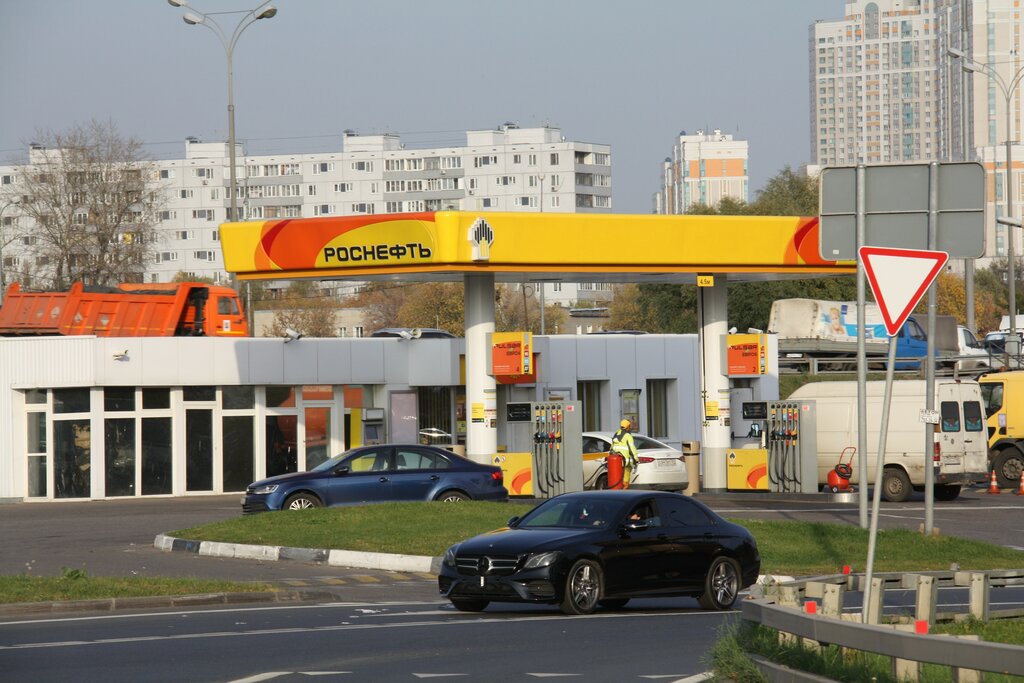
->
606, 453, 625, 490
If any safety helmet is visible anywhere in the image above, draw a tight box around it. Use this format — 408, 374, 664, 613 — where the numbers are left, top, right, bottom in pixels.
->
619, 419, 631, 429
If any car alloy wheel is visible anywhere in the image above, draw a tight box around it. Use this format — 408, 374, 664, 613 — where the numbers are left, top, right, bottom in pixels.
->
560, 559, 602, 615
698, 556, 740, 610
437, 491, 469, 502
284, 493, 321, 510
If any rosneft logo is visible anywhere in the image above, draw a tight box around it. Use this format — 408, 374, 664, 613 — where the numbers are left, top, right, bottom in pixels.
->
469, 217, 494, 261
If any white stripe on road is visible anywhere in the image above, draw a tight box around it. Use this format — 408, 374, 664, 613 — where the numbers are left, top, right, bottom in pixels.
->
0, 609, 732, 651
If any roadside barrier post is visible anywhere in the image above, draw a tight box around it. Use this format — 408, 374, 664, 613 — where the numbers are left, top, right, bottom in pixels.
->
865, 577, 885, 625
968, 572, 991, 621
913, 574, 937, 625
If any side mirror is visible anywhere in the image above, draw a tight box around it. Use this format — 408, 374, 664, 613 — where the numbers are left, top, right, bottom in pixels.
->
334, 466, 350, 476
623, 521, 650, 532
507, 516, 520, 528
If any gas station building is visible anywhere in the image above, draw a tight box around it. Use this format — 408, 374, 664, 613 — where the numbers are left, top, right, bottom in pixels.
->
0, 211, 851, 503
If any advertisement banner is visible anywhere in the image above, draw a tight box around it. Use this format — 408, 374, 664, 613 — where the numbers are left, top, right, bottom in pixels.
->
492, 331, 532, 377
727, 333, 767, 376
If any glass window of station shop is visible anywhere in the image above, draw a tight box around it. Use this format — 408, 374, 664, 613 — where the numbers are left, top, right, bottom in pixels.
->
23, 385, 342, 500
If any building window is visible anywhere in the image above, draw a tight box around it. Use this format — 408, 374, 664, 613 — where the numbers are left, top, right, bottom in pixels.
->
549, 153, 559, 165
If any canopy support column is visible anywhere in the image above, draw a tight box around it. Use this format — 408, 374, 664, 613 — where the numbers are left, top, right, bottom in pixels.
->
464, 273, 497, 464
698, 280, 729, 492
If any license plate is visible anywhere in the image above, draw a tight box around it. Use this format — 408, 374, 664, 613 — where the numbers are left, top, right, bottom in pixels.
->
941, 455, 960, 464
656, 459, 677, 468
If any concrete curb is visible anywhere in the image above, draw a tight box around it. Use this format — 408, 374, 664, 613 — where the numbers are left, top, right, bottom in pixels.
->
154, 534, 444, 574
0, 588, 327, 618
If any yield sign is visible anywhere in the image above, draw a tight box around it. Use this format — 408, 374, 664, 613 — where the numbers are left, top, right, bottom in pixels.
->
859, 246, 949, 336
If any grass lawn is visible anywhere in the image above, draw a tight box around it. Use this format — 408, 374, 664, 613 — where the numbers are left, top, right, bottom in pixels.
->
0, 567, 271, 605
172, 501, 1024, 576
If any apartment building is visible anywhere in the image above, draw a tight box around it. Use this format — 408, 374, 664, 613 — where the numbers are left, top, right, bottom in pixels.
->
0, 125, 611, 288
654, 129, 749, 214
809, 0, 1021, 261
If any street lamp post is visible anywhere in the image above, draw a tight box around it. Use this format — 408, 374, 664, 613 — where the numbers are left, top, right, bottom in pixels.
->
949, 48, 1024, 341
167, 0, 277, 228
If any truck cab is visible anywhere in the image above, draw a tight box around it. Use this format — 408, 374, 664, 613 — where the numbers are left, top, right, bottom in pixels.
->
977, 371, 1024, 488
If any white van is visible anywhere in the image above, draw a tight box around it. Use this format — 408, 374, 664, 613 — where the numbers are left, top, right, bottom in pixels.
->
789, 379, 989, 502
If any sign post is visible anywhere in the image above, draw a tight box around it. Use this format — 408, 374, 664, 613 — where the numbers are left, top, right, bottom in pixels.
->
858, 245, 948, 624
820, 161, 983, 530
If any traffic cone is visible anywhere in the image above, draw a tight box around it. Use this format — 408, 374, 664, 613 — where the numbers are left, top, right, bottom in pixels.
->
987, 470, 1001, 495
1016, 471, 1024, 496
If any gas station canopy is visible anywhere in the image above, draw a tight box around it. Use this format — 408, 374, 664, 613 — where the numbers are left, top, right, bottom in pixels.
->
221, 211, 853, 283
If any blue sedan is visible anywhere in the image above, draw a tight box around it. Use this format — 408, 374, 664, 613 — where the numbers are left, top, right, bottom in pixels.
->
242, 444, 509, 513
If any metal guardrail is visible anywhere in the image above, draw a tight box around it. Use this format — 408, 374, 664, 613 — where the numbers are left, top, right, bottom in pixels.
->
740, 569, 1024, 682
779, 352, 1024, 376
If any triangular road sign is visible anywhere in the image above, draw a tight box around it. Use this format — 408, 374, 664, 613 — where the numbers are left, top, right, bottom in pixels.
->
859, 246, 949, 336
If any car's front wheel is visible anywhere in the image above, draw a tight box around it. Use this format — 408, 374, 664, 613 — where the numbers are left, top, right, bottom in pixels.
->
284, 493, 321, 510
698, 556, 740, 610
450, 598, 489, 612
560, 559, 602, 615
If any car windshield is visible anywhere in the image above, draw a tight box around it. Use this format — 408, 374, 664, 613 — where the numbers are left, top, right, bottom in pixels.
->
516, 497, 624, 529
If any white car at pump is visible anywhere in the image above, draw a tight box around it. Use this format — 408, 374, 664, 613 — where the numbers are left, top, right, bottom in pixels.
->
580, 432, 688, 491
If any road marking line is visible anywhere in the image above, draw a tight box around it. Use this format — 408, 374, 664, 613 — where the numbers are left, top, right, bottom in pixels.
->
0, 609, 733, 650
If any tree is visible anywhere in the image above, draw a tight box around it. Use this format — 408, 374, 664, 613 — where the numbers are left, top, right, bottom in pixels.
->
171, 271, 215, 285
2, 120, 164, 289
748, 166, 818, 216
267, 280, 341, 338
346, 281, 410, 332
494, 284, 567, 334
397, 282, 464, 334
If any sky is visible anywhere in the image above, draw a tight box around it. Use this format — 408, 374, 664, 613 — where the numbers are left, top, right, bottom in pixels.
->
0, 0, 843, 214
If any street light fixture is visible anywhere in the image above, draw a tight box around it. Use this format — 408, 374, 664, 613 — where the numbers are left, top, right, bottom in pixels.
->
167, 0, 278, 235
948, 48, 1024, 341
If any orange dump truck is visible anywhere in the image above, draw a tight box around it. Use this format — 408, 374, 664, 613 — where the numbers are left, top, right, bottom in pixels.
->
0, 281, 248, 337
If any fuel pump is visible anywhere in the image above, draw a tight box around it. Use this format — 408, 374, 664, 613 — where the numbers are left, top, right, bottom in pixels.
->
765, 400, 818, 494
531, 402, 584, 498
503, 401, 583, 498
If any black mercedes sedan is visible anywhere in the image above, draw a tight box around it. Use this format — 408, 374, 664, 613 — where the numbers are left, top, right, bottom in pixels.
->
438, 490, 760, 615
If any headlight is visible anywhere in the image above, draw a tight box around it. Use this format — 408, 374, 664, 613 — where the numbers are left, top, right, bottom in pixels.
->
522, 551, 561, 570
443, 545, 459, 567
251, 484, 279, 495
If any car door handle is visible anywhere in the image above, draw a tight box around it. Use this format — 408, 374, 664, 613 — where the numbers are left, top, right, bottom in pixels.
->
378, 477, 389, 483
430, 475, 440, 481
